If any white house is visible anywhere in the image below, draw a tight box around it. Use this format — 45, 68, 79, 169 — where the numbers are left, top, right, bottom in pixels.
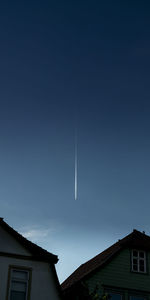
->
0, 218, 62, 300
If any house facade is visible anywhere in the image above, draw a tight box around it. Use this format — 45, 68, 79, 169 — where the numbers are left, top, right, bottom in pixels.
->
62, 230, 150, 300
0, 218, 61, 300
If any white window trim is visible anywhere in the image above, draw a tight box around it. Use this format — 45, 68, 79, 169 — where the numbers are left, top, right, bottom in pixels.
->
131, 250, 146, 273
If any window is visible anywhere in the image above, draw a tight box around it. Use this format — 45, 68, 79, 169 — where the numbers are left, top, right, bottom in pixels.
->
104, 289, 124, 300
8, 268, 30, 300
109, 293, 122, 300
131, 250, 146, 273
130, 295, 147, 300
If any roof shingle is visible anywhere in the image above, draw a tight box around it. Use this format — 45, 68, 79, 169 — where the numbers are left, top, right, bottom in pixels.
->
62, 229, 150, 290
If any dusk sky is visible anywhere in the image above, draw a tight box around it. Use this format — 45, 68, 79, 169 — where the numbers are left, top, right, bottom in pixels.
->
1, 1, 150, 283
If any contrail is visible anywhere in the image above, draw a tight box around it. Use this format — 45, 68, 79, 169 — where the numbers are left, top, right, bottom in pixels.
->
75, 131, 77, 200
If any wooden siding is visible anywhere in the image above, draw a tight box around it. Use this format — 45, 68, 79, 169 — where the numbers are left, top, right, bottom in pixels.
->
85, 249, 150, 297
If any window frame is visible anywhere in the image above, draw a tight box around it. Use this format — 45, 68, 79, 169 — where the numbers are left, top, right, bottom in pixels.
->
6, 265, 32, 300
131, 250, 147, 273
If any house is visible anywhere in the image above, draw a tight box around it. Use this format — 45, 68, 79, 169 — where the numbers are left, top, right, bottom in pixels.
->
0, 218, 62, 300
62, 229, 150, 300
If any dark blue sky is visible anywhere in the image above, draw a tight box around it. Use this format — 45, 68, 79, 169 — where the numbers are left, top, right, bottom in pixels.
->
1, 1, 150, 282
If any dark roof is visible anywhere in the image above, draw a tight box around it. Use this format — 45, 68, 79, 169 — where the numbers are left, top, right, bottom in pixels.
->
62, 229, 150, 290
0, 218, 58, 264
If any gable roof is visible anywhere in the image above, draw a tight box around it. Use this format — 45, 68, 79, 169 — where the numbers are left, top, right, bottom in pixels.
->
0, 218, 58, 264
62, 229, 150, 290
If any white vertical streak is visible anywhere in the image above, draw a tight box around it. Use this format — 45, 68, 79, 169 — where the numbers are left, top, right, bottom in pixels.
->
75, 132, 77, 200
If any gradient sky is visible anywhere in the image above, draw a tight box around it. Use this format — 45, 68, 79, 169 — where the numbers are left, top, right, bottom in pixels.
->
1, 1, 150, 283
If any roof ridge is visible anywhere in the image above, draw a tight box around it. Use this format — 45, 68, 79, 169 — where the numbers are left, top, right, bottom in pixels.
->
62, 238, 122, 289
62, 229, 150, 290
0, 218, 58, 264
